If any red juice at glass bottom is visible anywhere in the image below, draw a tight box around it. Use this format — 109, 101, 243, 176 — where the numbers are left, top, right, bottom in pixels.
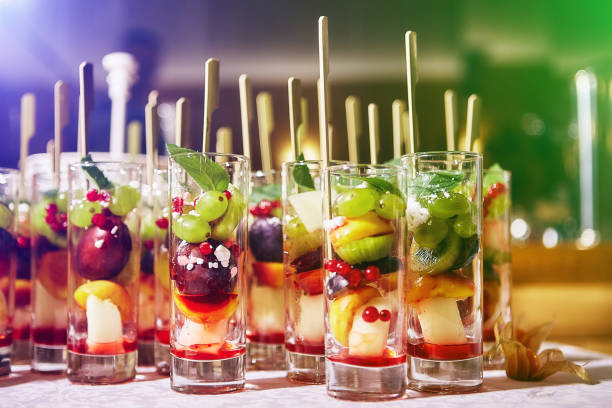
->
409, 341, 482, 361
32, 327, 67, 346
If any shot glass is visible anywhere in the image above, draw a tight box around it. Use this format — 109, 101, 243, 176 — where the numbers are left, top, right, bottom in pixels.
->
152, 169, 171, 375
482, 167, 512, 367
402, 152, 483, 393
247, 170, 285, 370
66, 161, 143, 384
13, 192, 32, 364
0, 168, 19, 376
30, 172, 68, 372
168, 152, 248, 393
324, 163, 407, 400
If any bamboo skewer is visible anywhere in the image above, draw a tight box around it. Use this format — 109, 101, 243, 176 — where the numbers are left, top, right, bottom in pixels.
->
127, 121, 141, 162
53, 81, 68, 187
47, 141, 55, 176
256, 92, 274, 172
465, 94, 481, 151
444, 90, 457, 151
318, 17, 330, 168
392, 99, 405, 158
239, 74, 253, 158
216, 127, 233, 154
345, 96, 361, 164
368, 103, 379, 164
405, 31, 418, 154
78, 62, 94, 158
288, 77, 302, 160
175, 97, 190, 148
202, 58, 220, 152
19, 93, 35, 199
145, 91, 159, 197
317, 78, 333, 160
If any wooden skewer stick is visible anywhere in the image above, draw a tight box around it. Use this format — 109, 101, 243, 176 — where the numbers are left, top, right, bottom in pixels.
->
145, 96, 159, 197
53, 81, 68, 187
368, 103, 379, 164
392, 99, 406, 158
202, 58, 220, 152
19, 93, 35, 199
345, 96, 361, 163
465, 94, 481, 151
239, 74, 253, 158
444, 89, 457, 151
127, 121, 141, 162
298, 97, 308, 152
216, 127, 233, 154
405, 31, 418, 154
78, 62, 94, 158
472, 138, 483, 154
317, 78, 333, 160
175, 97, 190, 148
256, 92, 274, 172
318, 16, 330, 168
402, 110, 413, 154
288, 77, 302, 160
47, 140, 55, 179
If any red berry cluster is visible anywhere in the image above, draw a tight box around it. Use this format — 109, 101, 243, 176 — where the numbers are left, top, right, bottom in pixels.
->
92, 213, 113, 231
362, 306, 391, 323
86, 189, 110, 203
44, 202, 68, 233
155, 217, 169, 229
249, 199, 280, 217
172, 197, 184, 214
484, 182, 507, 217
325, 259, 380, 288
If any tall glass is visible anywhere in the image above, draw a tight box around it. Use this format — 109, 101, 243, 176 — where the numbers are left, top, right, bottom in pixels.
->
66, 161, 143, 384
13, 189, 32, 363
283, 161, 326, 384
247, 170, 285, 370
30, 172, 68, 372
324, 164, 407, 400
138, 185, 157, 366
403, 152, 483, 393
168, 153, 249, 393
0, 168, 18, 376
482, 167, 512, 367
153, 168, 171, 375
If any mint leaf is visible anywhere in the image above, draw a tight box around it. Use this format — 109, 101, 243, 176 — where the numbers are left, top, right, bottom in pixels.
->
358, 176, 403, 197
250, 183, 281, 204
81, 154, 114, 190
167, 144, 230, 192
292, 153, 315, 190
410, 170, 464, 197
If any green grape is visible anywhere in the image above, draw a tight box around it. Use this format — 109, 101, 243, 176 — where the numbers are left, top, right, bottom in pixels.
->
109, 185, 141, 216
70, 199, 102, 228
334, 188, 379, 218
271, 207, 282, 219
173, 214, 211, 243
375, 193, 406, 220
487, 193, 510, 219
0, 203, 13, 230
286, 216, 307, 239
427, 192, 470, 219
414, 217, 448, 248
211, 184, 245, 241
453, 213, 477, 238
195, 190, 228, 221
56, 191, 67, 213
141, 211, 156, 240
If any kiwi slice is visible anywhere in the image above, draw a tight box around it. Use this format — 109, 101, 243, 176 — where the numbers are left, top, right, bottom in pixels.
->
409, 230, 461, 275
335, 234, 393, 264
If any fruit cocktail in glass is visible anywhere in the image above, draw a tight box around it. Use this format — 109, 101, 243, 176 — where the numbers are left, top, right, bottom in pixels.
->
152, 169, 171, 375
482, 164, 511, 367
66, 159, 143, 384
283, 160, 327, 384
0, 168, 18, 376
324, 164, 407, 400
13, 191, 32, 363
30, 172, 69, 372
247, 170, 285, 370
168, 146, 248, 393
403, 152, 483, 393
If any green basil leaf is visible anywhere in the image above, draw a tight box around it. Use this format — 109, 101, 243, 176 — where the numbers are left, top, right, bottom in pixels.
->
249, 183, 282, 204
81, 154, 114, 190
167, 144, 230, 192
292, 153, 315, 190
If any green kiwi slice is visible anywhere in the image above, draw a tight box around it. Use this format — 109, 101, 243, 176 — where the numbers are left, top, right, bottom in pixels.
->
409, 230, 461, 275
335, 234, 394, 264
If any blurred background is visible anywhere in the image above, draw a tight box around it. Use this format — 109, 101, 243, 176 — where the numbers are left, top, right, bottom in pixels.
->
1, 0, 611, 348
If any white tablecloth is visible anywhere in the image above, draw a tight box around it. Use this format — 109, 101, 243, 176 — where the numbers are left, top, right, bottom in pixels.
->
1, 343, 611, 408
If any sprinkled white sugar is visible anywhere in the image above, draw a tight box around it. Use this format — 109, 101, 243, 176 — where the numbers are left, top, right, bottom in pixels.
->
208, 262, 219, 268
110, 225, 118, 235
214, 245, 231, 268
186, 263, 194, 271
196, 258, 204, 265
94, 239, 104, 249
406, 196, 430, 231
324, 216, 346, 231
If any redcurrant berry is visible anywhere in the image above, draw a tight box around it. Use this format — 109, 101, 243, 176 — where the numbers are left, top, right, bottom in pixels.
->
379, 309, 391, 322
86, 189, 99, 202
362, 306, 379, 322
364, 265, 380, 281
348, 269, 362, 287
223, 190, 232, 200
199, 242, 213, 255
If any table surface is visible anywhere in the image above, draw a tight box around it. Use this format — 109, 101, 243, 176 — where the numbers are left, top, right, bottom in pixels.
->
1, 343, 611, 408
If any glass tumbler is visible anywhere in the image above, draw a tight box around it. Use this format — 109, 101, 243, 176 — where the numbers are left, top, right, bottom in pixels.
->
13, 187, 32, 364
247, 170, 285, 370
402, 151, 483, 393
283, 160, 326, 384
30, 172, 68, 372
482, 168, 511, 367
324, 163, 407, 400
66, 161, 143, 384
168, 152, 249, 393
0, 168, 18, 376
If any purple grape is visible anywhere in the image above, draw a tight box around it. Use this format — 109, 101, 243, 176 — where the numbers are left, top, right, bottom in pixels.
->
248, 216, 282, 262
